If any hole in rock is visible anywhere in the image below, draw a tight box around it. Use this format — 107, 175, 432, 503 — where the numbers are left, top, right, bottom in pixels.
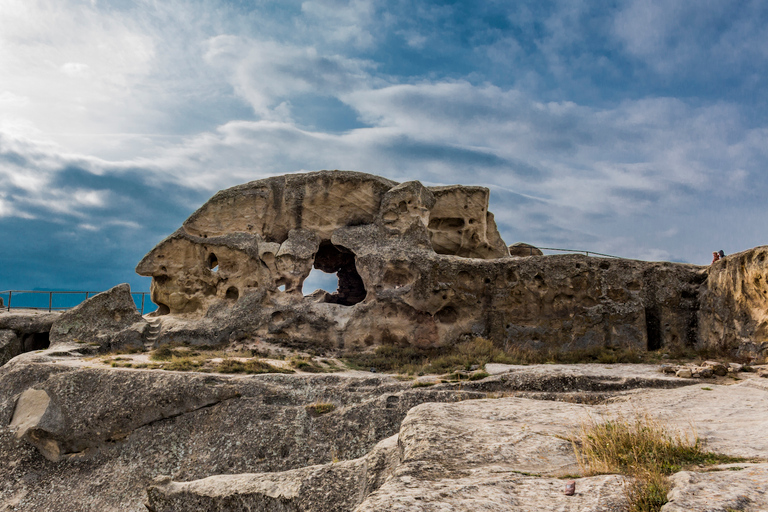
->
23, 332, 50, 352
305, 242, 366, 306
225, 287, 239, 300
278, 283, 287, 292
304, 267, 340, 295
207, 253, 219, 272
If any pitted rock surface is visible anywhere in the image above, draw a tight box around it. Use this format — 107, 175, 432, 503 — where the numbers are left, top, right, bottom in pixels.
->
127, 171, 768, 358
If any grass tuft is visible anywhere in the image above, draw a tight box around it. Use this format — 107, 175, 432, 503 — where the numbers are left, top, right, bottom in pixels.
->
305, 402, 335, 417
573, 413, 744, 512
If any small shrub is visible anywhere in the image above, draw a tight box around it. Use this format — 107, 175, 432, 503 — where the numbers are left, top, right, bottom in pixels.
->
305, 402, 335, 417
468, 371, 490, 381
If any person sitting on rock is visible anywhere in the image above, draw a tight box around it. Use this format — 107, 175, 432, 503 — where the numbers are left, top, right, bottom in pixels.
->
718, 250, 726, 259
711, 251, 720, 264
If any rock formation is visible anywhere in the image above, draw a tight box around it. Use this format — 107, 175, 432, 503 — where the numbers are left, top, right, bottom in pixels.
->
698, 246, 768, 359
134, 170, 747, 358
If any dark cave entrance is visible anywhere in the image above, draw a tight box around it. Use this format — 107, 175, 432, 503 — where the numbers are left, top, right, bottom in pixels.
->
23, 332, 50, 352
645, 306, 662, 351
306, 242, 366, 306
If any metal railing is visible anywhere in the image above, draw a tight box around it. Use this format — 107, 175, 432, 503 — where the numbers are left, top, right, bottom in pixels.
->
0, 290, 154, 314
538, 247, 625, 259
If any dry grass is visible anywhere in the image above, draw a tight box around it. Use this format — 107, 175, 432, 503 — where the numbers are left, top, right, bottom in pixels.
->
344, 337, 649, 375
573, 413, 743, 512
305, 402, 335, 417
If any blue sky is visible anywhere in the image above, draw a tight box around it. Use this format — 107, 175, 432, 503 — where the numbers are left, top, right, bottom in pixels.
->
1, 0, 767, 294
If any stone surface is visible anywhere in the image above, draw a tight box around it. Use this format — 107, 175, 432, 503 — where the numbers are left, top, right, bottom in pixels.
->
146, 435, 400, 512
0, 330, 20, 366
49, 284, 147, 353
508, 242, 544, 257
662, 463, 768, 512
0, 311, 57, 365
3, 356, 768, 511
698, 245, 768, 359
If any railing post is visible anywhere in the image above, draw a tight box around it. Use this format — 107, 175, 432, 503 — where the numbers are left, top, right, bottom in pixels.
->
140, 293, 146, 315
49, 292, 53, 312
6, 291, 10, 311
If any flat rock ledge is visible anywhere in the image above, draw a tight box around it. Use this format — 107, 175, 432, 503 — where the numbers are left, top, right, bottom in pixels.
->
146, 378, 768, 512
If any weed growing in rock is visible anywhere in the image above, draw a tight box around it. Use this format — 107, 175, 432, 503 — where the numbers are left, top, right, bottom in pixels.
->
573, 413, 744, 512
305, 402, 335, 417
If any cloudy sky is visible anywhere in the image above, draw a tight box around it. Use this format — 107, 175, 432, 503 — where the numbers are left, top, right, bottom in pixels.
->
1, 0, 767, 295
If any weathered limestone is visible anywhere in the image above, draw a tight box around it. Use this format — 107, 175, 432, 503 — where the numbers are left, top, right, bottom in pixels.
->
9, 368, 240, 461
146, 435, 401, 512
698, 245, 768, 359
49, 284, 147, 353
136, 170, 748, 357
143, 375, 768, 512
663, 464, 768, 511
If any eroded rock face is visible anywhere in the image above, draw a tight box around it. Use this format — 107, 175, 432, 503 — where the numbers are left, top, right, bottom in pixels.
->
135, 172, 509, 319
49, 284, 147, 353
135, 171, 730, 355
698, 246, 768, 359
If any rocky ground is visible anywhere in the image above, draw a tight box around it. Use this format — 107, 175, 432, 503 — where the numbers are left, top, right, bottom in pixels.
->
2, 341, 768, 511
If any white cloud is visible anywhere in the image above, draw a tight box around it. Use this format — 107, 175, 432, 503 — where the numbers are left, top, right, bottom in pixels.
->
204, 36, 377, 118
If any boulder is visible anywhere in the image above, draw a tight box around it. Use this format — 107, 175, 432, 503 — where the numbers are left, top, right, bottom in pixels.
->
508, 242, 544, 257
702, 360, 728, 377
0, 311, 57, 364
48, 284, 147, 352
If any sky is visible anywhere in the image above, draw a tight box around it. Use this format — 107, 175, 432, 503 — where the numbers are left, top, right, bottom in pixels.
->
1, 0, 767, 295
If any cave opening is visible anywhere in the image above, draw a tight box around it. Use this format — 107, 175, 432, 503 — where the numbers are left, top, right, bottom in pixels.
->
645, 306, 662, 351
23, 332, 50, 352
305, 242, 366, 306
